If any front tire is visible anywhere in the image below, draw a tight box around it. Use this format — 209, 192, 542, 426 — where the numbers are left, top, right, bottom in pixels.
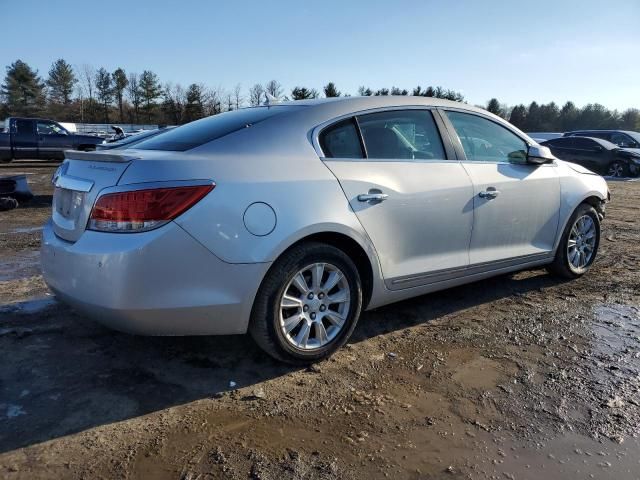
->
548, 203, 600, 278
249, 242, 363, 364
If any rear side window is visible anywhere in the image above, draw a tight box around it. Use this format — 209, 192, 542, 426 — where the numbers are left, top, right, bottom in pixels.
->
319, 119, 364, 158
446, 111, 527, 163
573, 137, 597, 149
357, 110, 445, 160
546, 138, 575, 148
134, 106, 301, 151
15, 120, 33, 135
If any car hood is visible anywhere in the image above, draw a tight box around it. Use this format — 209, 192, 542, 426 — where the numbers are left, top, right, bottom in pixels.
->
620, 147, 640, 156
73, 134, 103, 144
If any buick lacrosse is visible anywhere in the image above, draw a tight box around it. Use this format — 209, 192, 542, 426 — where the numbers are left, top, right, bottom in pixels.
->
42, 96, 609, 363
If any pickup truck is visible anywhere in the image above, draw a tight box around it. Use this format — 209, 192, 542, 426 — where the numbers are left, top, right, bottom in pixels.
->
0, 117, 104, 162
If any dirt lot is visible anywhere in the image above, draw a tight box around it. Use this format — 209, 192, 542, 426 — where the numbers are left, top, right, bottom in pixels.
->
0, 161, 639, 479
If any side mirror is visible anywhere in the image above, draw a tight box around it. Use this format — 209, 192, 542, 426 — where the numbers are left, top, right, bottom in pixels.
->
593, 145, 603, 153
526, 145, 555, 165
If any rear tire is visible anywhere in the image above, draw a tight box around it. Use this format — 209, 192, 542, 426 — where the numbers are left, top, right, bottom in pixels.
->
249, 242, 362, 364
548, 203, 600, 279
607, 160, 629, 178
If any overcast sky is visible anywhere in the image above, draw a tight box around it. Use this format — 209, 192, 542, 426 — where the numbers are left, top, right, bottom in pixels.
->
2, 0, 638, 110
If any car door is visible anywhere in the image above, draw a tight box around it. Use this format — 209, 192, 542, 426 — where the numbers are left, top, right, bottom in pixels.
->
36, 120, 73, 159
11, 119, 38, 159
320, 108, 474, 290
442, 110, 560, 265
572, 137, 608, 173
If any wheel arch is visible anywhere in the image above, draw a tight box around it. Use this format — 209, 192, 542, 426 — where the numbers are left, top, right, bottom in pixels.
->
265, 229, 378, 309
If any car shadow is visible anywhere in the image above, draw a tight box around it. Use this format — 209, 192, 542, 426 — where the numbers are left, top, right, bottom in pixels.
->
0, 268, 567, 453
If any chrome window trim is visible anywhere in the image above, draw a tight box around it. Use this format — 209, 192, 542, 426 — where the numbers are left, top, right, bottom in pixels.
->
312, 105, 455, 162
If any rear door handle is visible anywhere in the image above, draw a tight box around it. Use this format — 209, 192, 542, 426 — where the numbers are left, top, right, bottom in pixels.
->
357, 192, 389, 202
478, 188, 500, 199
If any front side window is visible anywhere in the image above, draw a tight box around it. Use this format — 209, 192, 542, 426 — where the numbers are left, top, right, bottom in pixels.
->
356, 110, 445, 160
446, 111, 527, 163
319, 118, 364, 158
610, 132, 638, 148
37, 121, 66, 135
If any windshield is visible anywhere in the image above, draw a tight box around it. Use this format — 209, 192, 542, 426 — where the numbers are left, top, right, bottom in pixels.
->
134, 106, 302, 151
626, 131, 640, 144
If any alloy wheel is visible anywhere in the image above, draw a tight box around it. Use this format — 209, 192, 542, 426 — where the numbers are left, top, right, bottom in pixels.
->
607, 162, 624, 177
279, 262, 351, 350
567, 214, 596, 269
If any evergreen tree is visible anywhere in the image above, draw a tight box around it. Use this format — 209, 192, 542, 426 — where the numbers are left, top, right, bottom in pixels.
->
620, 108, 640, 131
357, 86, 373, 96
46, 59, 76, 105
95, 67, 113, 122
509, 104, 527, 129
184, 83, 205, 122
558, 101, 579, 131
1, 60, 45, 116
486, 98, 503, 117
538, 102, 560, 131
323, 82, 341, 97
139, 70, 162, 122
374, 88, 389, 96
390, 87, 408, 95
112, 68, 128, 122
291, 87, 319, 100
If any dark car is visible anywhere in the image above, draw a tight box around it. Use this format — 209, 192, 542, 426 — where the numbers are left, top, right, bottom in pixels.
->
564, 129, 640, 149
96, 126, 175, 150
541, 136, 640, 177
0, 117, 104, 162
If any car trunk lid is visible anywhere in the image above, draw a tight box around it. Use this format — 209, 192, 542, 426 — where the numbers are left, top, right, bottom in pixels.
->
52, 150, 137, 242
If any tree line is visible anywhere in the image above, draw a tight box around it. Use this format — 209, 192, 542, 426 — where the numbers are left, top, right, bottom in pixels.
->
1, 58, 638, 132
485, 98, 640, 132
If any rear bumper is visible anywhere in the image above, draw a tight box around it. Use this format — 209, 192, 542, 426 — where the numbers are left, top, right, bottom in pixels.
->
41, 220, 270, 335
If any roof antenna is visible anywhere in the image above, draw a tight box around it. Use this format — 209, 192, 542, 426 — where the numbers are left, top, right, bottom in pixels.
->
264, 92, 279, 106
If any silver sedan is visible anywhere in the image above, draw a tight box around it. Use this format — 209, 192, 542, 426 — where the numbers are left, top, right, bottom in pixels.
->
41, 96, 609, 363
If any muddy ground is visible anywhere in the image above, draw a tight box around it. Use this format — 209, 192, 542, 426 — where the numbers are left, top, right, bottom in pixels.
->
0, 160, 639, 479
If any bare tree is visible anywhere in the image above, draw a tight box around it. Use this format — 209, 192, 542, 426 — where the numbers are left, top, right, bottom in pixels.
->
203, 85, 223, 115
233, 83, 243, 110
264, 79, 283, 99
80, 64, 96, 121
248, 83, 264, 106
126, 72, 141, 123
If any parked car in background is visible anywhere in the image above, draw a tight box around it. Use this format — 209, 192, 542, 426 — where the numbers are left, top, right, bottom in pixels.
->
41, 96, 609, 364
97, 126, 175, 150
527, 132, 563, 143
564, 130, 640, 149
541, 136, 640, 177
0, 117, 103, 162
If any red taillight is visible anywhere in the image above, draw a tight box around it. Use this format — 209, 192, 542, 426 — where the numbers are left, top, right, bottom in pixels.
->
89, 184, 214, 232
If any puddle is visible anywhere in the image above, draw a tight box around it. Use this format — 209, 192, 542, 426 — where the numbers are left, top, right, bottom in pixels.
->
592, 304, 640, 371
0, 250, 40, 281
0, 297, 57, 315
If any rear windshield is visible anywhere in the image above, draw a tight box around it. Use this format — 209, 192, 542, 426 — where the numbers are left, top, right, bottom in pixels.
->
134, 106, 301, 151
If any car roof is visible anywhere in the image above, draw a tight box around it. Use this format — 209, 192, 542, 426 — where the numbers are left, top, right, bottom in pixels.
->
567, 129, 634, 134
275, 95, 477, 111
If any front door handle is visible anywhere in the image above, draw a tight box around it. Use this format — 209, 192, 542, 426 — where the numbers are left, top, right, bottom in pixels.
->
357, 192, 389, 203
478, 188, 500, 199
